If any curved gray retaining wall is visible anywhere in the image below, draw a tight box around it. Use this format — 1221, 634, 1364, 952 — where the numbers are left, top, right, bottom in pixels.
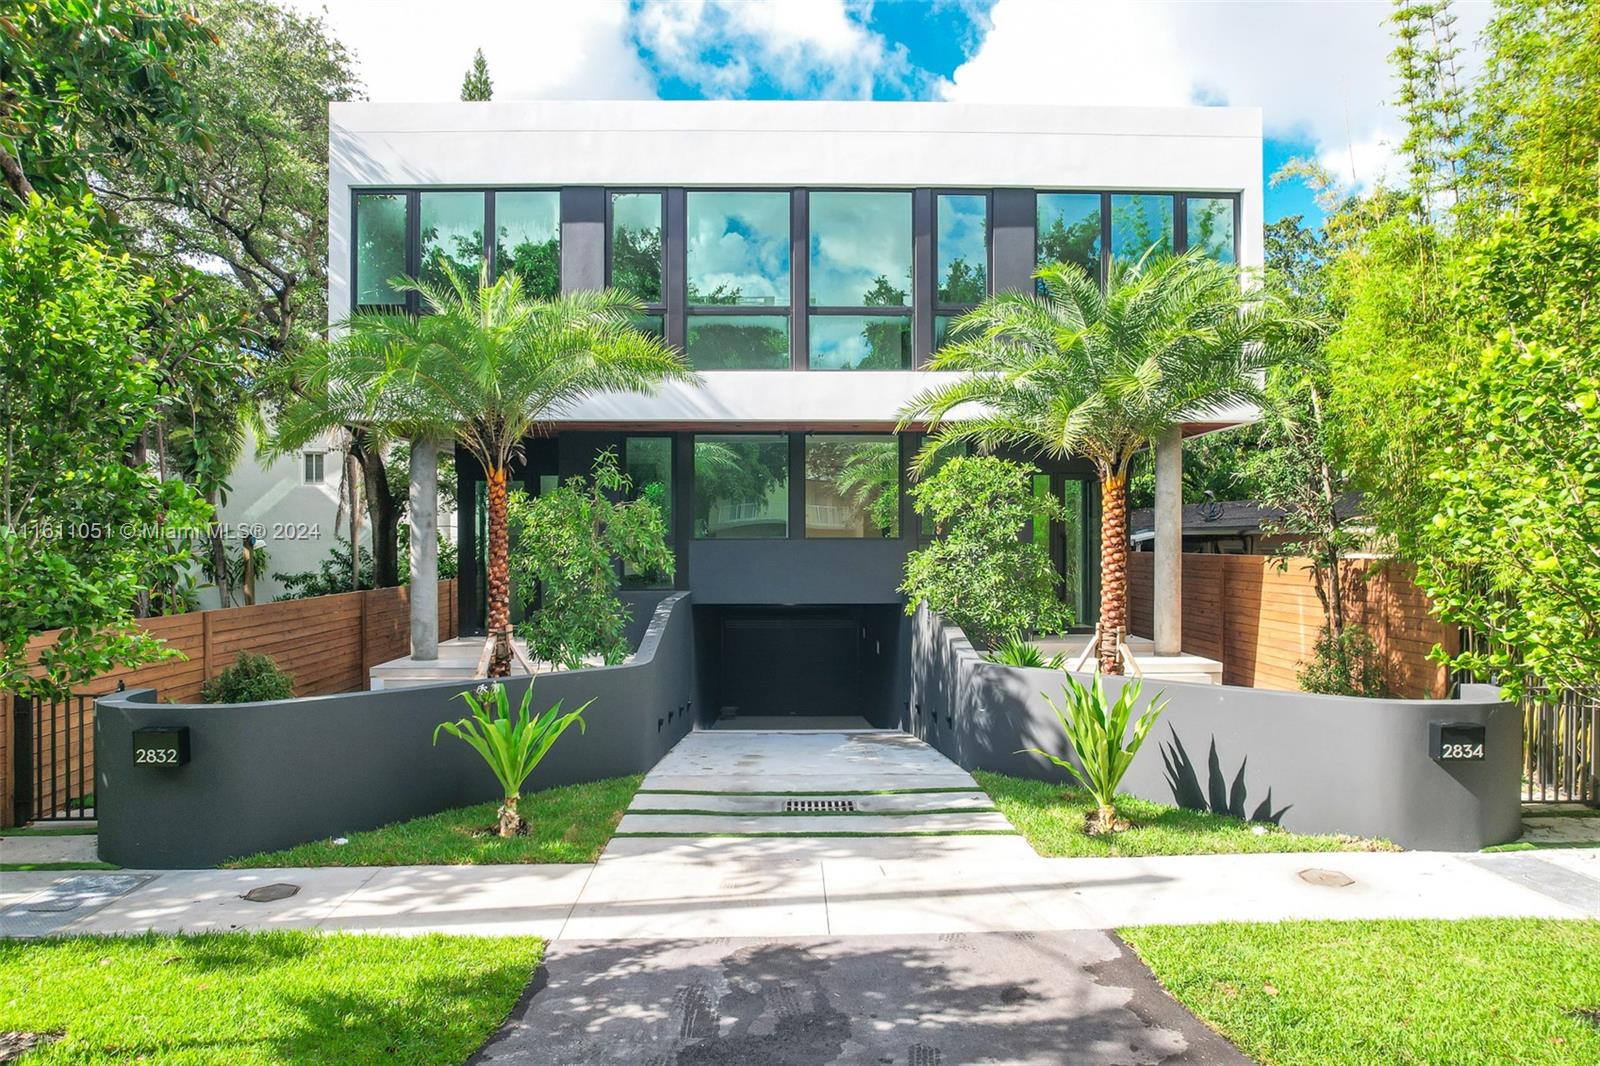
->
907, 605, 1522, 851
96, 592, 697, 869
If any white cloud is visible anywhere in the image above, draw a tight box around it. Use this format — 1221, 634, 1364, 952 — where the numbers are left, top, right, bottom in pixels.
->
278, 0, 655, 101
633, 0, 914, 98
942, 0, 1492, 192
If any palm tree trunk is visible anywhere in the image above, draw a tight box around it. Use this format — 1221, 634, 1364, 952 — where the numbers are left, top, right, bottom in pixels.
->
485, 464, 512, 677
1098, 469, 1129, 675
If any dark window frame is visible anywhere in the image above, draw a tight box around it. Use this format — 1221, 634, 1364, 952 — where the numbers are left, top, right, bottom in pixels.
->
690, 431, 794, 541
1105, 190, 1180, 266
806, 187, 915, 371
1178, 192, 1242, 264
1033, 188, 1109, 289
800, 431, 903, 541
605, 188, 667, 313
351, 187, 418, 314
931, 188, 993, 314
682, 188, 796, 371
488, 187, 563, 296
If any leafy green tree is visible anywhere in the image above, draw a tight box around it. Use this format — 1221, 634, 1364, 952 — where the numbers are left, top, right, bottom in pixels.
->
0, 0, 214, 204
901, 456, 1071, 650
506, 451, 674, 669
0, 195, 211, 700
201, 651, 294, 703
308, 265, 692, 676
903, 253, 1297, 673
459, 47, 493, 101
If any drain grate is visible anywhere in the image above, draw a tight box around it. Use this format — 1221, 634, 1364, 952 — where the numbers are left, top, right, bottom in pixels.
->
784, 799, 856, 813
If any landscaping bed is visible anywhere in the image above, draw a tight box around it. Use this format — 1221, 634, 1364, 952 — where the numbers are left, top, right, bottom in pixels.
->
976, 772, 1396, 857
0, 930, 540, 1065
1124, 918, 1600, 1065
225, 774, 641, 867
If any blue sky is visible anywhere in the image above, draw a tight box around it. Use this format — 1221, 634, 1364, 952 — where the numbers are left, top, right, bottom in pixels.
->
292, 0, 1495, 228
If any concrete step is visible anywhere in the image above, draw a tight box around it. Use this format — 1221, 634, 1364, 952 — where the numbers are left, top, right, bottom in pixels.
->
615, 811, 1017, 835
640, 774, 980, 794
629, 792, 997, 814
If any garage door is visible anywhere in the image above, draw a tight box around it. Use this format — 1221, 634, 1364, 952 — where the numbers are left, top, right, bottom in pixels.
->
719, 613, 861, 718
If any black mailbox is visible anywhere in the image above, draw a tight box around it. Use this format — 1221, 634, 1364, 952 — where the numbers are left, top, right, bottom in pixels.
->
132, 727, 190, 768
1430, 721, 1486, 761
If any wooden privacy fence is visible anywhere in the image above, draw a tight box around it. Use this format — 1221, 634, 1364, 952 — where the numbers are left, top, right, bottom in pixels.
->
4, 579, 458, 827
1128, 553, 1455, 699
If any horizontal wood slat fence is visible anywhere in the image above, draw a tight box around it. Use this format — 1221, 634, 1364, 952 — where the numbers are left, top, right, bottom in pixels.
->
3, 580, 458, 827
1128, 553, 1455, 699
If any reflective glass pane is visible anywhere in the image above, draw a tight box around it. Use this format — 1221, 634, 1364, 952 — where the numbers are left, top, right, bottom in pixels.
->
694, 434, 789, 539
808, 315, 911, 370
1186, 196, 1235, 263
631, 313, 665, 338
1110, 194, 1174, 262
494, 191, 560, 299
805, 435, 899, 538
686, 191, 790, 306
354, 193, 408, 308
623, 436, 674, 588
611, 192, 662, 303
937, 194, 987, 304
685, 315, 789, 369
420, 192, 485, 290
809, 191, 911, 307
933, 314, 957, 353
1036, 193, 1101, 284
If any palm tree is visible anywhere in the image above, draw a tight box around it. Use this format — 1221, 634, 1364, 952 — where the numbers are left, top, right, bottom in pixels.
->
288, 265, 694, 676
901, 251, 1298, 674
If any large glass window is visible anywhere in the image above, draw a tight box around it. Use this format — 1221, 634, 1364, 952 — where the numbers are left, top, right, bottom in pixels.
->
693, 434, 789, 539
805, 435, 899, 538
354, 192, 408, 310
809, 191, 911, 369
809, 316, 911, 370
623, 436, 674, 588
936, 194, 988, 305
685, 315, 789, 370
420, 191, 485, 289
1185, 196, 1236, 263
686, 191, 790, 306
494, 190, 560, 300
1036, 193, 1101, 285
610, 192, 663, 304
1110, 194, 1175, 262
809, 191, 911, 307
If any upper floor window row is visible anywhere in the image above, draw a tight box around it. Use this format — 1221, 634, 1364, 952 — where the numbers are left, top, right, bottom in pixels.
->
353, 189, 1237, 359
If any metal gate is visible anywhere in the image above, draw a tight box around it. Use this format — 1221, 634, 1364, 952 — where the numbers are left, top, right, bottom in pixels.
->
11, 692, 97, 823
1522, 685, 1600, 805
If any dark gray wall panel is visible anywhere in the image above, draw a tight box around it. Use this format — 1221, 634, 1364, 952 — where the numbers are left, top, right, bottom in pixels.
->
560, 186, 606, 292
97, 593, 697, 869
991, 188, 1037, 294
686, 538, 911, 605
907, 605, 1523, 851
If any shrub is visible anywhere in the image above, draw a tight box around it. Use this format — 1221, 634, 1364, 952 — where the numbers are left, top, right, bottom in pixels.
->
1026, 673, 1167, 834
902, 456, 1072, 648
434, 679, 591, 836
201, 652, 295, 703
988, 634, 1066, 670
1298, 624, 1390, 697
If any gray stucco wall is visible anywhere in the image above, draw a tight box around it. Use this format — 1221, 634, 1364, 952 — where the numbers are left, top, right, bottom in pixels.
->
96, 593, 697, 869
907, 605, 1522, 851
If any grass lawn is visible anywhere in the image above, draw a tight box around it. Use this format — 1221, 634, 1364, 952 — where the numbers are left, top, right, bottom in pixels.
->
975, 772, 1396, 857
1124, 919, 1600, 1066
225, 774, 641, 868
0, 930, 540, 1065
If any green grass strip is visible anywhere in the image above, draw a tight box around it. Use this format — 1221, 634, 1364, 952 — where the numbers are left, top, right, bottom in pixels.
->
1482, 839, 1600, 852
0, 825, 98, 837
634, 787, 977, 796
627, 807, 1000, 817
614, 829, 1018, 839
1, 862, 120, 872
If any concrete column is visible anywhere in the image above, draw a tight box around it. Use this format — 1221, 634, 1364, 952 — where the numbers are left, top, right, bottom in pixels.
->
1153, 425, 1183, 656
409, 439, 439, 661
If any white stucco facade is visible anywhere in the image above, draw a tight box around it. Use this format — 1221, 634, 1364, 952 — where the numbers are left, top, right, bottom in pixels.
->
327, 99, 1264, 429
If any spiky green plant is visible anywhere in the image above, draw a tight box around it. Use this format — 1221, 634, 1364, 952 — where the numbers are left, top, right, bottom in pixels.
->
988, 634, 1066, 670
434, 680, 592, 836
1026, 673, 1167, 833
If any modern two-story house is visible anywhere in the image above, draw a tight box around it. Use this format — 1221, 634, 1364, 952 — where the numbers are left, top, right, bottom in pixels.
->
328, 100, 1262, 723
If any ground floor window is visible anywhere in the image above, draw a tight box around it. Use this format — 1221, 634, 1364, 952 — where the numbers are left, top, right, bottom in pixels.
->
692, 434, 789, 539
623, 436, 674, 588
804, 434, 899, 538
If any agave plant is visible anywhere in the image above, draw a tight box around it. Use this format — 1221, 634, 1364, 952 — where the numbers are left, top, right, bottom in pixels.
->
1025, 673, 1167, 834
434, 680, 592, 836
988, 634, 1066, 670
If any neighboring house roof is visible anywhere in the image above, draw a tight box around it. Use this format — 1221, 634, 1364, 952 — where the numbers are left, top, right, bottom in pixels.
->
1129, 495, 1366, 544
